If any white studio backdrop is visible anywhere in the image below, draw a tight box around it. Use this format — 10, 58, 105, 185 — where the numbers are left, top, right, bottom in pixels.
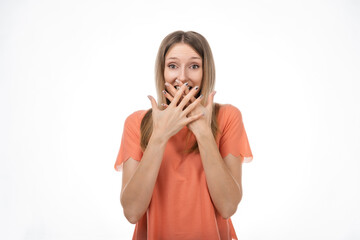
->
1, 0, 359, 239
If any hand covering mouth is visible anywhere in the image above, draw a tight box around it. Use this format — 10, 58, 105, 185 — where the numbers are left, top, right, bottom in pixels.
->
175, 85, 193, 91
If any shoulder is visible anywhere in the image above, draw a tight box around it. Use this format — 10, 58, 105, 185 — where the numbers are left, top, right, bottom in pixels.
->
125, 109, 148, 121
217, 103, 243, 121
124, 109, 148, 127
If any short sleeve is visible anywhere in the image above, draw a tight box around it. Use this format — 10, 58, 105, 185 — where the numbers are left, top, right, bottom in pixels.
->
219, 104, 253, 163
114, 110, 145, 171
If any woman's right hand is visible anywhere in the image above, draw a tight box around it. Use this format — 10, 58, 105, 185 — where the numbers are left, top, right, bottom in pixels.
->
147, 82, 204, 141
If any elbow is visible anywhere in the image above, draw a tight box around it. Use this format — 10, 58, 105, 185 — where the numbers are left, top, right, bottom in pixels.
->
124, 211, 141, 224
122, 204, 142, 224
220, 204, 238, 219
120, 197, 142, 224
220, 193, 242, 219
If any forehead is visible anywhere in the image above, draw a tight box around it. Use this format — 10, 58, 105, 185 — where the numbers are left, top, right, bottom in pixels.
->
165, 43, 201, 60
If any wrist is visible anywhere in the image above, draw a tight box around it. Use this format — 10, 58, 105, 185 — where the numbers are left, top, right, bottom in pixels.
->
193, 127, 213, 140
150, 130, 169, 147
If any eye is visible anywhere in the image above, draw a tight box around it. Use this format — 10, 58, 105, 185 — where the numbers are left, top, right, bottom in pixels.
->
168, 64, 177, 69
190, 64, 200, 69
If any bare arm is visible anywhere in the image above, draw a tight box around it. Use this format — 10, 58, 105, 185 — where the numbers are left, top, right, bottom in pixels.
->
195, 129, 243, 219
120, 84, 203, 224
120, 132, 167, 224
163, 82, 244, 219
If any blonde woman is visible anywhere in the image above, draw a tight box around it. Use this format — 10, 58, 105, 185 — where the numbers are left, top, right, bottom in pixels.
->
114, 30, 253, 240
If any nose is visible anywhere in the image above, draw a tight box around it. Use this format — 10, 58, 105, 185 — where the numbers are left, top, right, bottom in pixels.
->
177, 67, 187, 83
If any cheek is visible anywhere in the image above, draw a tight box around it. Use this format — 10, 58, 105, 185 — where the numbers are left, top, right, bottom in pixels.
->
164, 69, 176, 82
192, 71, 203, 85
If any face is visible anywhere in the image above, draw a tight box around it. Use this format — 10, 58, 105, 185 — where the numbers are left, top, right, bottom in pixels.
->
164, 43, 203, 92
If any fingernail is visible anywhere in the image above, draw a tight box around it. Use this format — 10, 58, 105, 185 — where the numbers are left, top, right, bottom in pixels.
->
199, 94, 203, 98
165, 82, 170, 86
176, 86, 180, 90
162, 90, 166, 95
175, 79, 180, 83
195, 86, 199, 90
147, 95, 151, 100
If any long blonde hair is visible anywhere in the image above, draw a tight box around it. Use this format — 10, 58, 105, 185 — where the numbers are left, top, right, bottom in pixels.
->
140, 30, 220, 153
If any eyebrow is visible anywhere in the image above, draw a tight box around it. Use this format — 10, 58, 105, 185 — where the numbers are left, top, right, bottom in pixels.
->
166, 57, 201, 60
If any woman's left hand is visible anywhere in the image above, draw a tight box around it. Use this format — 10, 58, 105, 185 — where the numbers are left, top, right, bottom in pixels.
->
164, 81, 216, 137
187, 91, 215, 137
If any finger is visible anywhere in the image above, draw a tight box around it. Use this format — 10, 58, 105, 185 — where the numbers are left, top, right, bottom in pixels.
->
162, 90, 174, 102
161, 103, 168, 110
176, 80, 196, 103
172, 80, 187, 105
164, 82, 177, 99
183, 94, 203, 116
175, 79, 189, 96
147, 95, 159, 111
185, 112, 205, 125
170, 83, 188, 107
178, 85, 200, 110
206, 91, 216, 110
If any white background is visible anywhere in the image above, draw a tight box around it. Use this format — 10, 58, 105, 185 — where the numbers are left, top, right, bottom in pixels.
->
1, 0, 359, 239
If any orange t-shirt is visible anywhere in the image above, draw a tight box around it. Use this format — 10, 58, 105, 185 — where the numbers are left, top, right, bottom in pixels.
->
114, 104, 253, 240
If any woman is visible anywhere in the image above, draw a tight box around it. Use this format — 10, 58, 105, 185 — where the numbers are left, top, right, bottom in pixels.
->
114, 30, 253, 240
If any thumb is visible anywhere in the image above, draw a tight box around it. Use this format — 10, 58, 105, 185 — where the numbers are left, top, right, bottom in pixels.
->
206, 91, 216, 109
147, 95, 159, 111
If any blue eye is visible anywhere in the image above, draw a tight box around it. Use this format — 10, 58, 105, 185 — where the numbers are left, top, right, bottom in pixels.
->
168, 64, 177, 69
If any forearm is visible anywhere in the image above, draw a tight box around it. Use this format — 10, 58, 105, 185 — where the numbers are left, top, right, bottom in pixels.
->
120, 132, 167, 223
196, 129, 242, 219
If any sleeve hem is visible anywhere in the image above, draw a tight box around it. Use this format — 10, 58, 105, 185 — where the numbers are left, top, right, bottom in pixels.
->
242, 155, 253, 163
114, 154, 142, 172
221, 151, 253, 163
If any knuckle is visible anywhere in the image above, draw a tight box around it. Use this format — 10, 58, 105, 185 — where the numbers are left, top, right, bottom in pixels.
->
169, 88, 176, 95
175, 90, 183, 98
182, 94, 191, 101
180, 85, 187, 92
